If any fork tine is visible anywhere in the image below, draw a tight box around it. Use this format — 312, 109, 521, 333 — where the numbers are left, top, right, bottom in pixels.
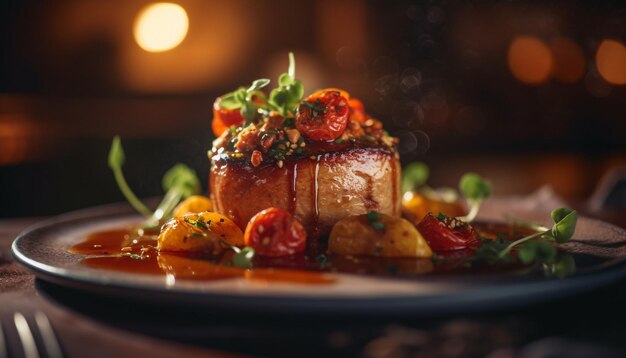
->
14, 312, 40, 358
34, 312, 63, 358
0, 319, 7, 358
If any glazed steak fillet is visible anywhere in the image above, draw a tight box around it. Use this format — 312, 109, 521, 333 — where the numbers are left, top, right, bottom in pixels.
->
210, 147, 401, 237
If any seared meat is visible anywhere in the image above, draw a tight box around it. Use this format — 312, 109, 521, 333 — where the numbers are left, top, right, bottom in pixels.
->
210, 147, 401, 237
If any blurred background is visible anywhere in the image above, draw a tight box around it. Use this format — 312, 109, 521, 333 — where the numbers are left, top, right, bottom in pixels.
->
1, 0, 625, 218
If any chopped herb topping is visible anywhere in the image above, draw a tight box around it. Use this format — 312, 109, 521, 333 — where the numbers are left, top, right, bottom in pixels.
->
316, 254, 330, 268
366, 211, 386, 231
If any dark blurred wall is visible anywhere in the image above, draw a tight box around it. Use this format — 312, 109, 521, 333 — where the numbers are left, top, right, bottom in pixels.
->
1, 0, 626, 217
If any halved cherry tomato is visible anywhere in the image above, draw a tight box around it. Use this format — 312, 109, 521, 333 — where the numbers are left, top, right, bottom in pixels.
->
416, 213, 480, 252
212, 97, 244, 137
244, 207, 307, 257
348, 98, 368, 123
295, 89, 349, 141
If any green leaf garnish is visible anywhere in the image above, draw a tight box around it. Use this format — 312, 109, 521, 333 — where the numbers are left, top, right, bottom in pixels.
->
108, 136, 201, 226
551, 208, 578, 243
518, 240, 556, 265
217, 78, 271, 118
268, 52, 304, 117
108, 136, 152, 218
472, 207, 578, 267
248, 79, 271, 93
147, 163, 201, 226
233, 246, 255, 268
366, 211, 385, 231
543, 254, 576, 278
402, 162, 429, 193
162, 163, 201, 197
316, 254, 330, 268
458, 172, 492, 223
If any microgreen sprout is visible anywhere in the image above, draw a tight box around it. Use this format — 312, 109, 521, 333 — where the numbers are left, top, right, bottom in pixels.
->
268, 52, 304, 117
316, 254, 330, 268
401, 162, 458, 204
218, 238, 255, 268
401, 162, 429, 194
108, 136, 201, 226
232, 246, 255, 268
458, 172, 492, 223
108, 136, 153, 218
474, 208, 578, 268
147, 163, 201, 226
219, 78, 271, 119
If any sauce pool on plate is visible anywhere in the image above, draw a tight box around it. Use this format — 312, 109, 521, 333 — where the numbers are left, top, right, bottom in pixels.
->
68, 222, 536, 283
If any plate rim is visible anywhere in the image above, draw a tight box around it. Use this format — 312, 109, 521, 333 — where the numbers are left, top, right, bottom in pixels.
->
11, 202, 626, 315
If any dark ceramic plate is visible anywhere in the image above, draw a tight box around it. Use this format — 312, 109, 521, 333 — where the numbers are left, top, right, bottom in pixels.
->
11, 202, 626, 316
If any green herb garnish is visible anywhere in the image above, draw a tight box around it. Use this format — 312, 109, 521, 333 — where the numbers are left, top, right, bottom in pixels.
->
474, 208, 577, 266
402, 162, 429, 194
219, 79, 271, 120
148, 163, 201, 226
458, 172, 492, 222
232, 246, 255, 268
316, 254, 330, 268
108, 136, 152, 217
268, 52, 304, 117
366, 211, 385, 231
108, 136, 201, 226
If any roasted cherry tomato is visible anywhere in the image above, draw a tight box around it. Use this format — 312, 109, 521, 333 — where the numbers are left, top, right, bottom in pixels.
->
348, 98, 368, 123
295, 89, 349, 141
212, 97, 244, 137
244, 207, 307, 256
416, 213, 480, 252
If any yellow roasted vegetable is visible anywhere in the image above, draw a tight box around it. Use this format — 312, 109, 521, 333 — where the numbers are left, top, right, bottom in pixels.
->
328, 212, 432, 258
402, 192, 465, 225
172, 195, 213, 217
158, 211, 243, 254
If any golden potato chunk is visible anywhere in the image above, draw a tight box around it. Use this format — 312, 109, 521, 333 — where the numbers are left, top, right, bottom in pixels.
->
157, 211, 243, 254
328, 213, 432, 258
172, 195, 213, 217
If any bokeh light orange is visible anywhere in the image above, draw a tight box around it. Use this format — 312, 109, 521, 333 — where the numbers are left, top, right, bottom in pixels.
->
596, 39, 626, 85
508, 36, 553, 85
133, 3, 189, 53
550, 37, 586, 83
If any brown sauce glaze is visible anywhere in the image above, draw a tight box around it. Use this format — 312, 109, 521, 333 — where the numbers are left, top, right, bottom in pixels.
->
70, 222, 538, 282
390, 158, 398, 216
73, 226, 334, 284
287, 161, 298, 215
310, 154, 322, 238
362, 176, 378, 211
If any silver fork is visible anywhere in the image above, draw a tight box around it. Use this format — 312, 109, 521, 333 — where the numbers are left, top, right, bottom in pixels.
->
1, 311, 63, 358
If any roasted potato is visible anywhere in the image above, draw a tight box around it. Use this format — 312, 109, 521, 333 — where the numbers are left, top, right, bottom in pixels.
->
172, 195, 213, 217
328, 212, 432, 258
158, 211, 243, 254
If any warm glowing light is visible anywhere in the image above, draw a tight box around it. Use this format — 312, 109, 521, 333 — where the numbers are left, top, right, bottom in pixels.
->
550, 38, 586, 84
133, 3, 189, 53
508, 36, 553, 85
596, 39, 626, 85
